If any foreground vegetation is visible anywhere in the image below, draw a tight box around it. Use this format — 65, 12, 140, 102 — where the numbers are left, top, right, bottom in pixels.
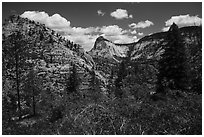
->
2, 89, 202, 135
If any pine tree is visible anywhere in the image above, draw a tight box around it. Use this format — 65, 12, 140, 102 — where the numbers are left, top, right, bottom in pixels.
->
3, 31, 29, 119
23, 68, 40, 116
190, 26, 202, 94
156, 23, 188, 94
107, 67, 114, 96
39, 31, 44, 41
65, 63, 78, 94
89, 69, 101, 102
115, 60, 127, 98
49, 34, 54, 44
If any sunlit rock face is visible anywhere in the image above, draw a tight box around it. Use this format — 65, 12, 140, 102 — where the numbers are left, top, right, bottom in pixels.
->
89, 36, 131, 62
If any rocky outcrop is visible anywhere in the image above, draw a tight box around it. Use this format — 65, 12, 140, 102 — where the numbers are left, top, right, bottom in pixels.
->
2, 15, 107, 102
89, 36, 132, 62
89, 24, 201, 92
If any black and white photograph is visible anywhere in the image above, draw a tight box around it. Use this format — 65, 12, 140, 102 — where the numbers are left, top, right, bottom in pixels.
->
2, 1, 202, 135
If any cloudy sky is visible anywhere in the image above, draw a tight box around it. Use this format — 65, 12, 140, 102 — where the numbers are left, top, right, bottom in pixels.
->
2, 2, 202, 51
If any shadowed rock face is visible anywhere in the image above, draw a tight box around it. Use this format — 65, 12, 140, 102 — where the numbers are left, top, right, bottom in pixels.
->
89, 25, 201, 93
78, 47, 95, 68
90, 26, 201, 64
82, 52, 96, 69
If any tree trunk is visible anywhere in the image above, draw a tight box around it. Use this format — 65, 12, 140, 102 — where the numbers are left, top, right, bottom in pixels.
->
32, 88, 36, 116
15, 53, 21, 119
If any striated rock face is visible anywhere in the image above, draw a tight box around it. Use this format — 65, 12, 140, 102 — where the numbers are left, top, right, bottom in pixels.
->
130, 26, 202, 65
89, 36, 132, 62
90, 26, 201, 65
78, 47, 96, 69
2, 15, 107, 103
89, 25, 201, 92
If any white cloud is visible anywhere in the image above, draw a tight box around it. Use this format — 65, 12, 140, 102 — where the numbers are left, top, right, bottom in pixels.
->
65, 34, 99, 51
131, 30, 137, 34
162, 14, 202, 32
21, 11, 71, 31
162, 27, 170, 32
112, 35, 138, 43
133, 36, 138, 40
110, 9, 133, 19
65, 27, 100, 51
138, 32, 144, 36
21, 11, 138, 51
129, 23, 136, 28
100, 25, 125, 36
165, 14, 202, 27
148, 33, 153, 36
129, 20, 154, 29
21, 11, 98, 51
70, 27, 99, 35
97, 10, 105, 16
100, 25, 138, 43
129, 14, 133, 18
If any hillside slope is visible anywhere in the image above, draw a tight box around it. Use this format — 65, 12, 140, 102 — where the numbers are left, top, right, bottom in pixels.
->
89, 25, 202, 92
2, 15, 108, 120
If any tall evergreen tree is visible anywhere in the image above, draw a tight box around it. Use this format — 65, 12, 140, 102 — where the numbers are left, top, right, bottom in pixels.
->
23, 68, 41, 116
89, 69, 101, 102
156, 23, 188, 94
115, 60, 127, 98
65, 63, 78, 94
189, 26, 202, 94
107, 67, 114, 96
3, 31, 29, 118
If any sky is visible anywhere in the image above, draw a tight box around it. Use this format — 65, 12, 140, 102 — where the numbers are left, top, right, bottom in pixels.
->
2, 2, 202, 51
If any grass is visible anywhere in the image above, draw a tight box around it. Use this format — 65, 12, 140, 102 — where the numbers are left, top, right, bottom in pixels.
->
2, 89, 202, 135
